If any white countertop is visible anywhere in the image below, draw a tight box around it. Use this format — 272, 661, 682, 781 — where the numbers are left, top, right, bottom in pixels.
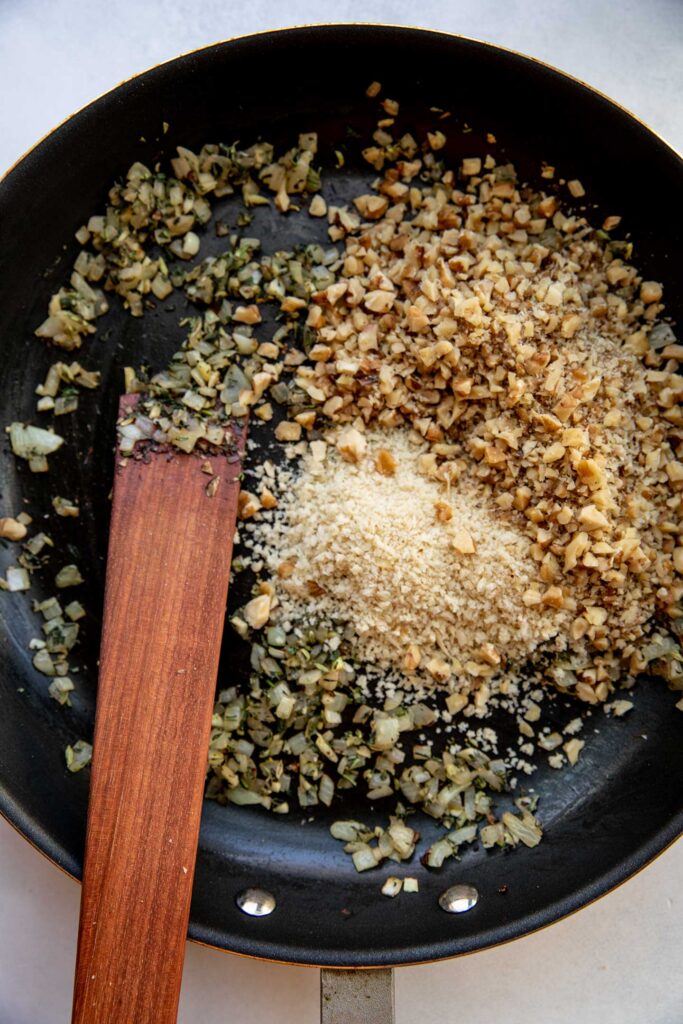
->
1, 2, 682, 1021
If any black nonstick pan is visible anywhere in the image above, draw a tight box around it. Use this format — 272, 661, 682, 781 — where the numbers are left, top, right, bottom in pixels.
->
0, 25, 682, 976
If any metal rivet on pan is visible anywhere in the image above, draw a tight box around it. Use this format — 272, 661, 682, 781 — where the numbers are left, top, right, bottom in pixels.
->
438, 884, 479, 914
235, 887, 276, 917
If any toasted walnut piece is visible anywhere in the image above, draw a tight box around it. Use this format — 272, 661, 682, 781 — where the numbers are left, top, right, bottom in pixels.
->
354, 194, 389, 220
484, 445, 506, 467
417, 452, 438, 477
479, 643, 501, 666
427, 130, 446, 151
673, 548, 683, 573
561, 427, 588, 450
513, 486, 532, 511
322, 396, 344, 418
576, 458, 605, 490
640, 281, 663, 304
259, 487, 278, 510
578, 504, 610, 531
571, 616, 589, 640
277, 559, 296, 579
406, 305, 430, 332
254, 403, 273, 422
418, 340, 454, 369
545, 283, 563, 307
0, 517, 27, 541
560, 314, 582, 339
553, 391, 581, 421
434, 500, 453, 523
310, 440, 327, 463
280, 296, 307, 313
536, 412, 562, 433
602, 215, 622, 231
452, 528, 476, 555
364, 290, 395, 314
309, 343, 333, 361
522, 588, 542, 607
404, 643, 422, 673
585, 606, 608, 626
275, 420, 302, 442
306, 305, 325, 329
362, 145, 385, 170
564, 738, 585, 765
337, 426, 367, 463
309, 194, 327, 217
237, 491, 261, 520
567, 179, 585, 198
233, 304, 261, 325
543, 442, 566, 463
575, 682, 599, 704
375, 449, 397, 476
425, 656, 451, 682
325, 281, 349, 306
243, 594, 271, 630
462, 157, 482, 176
540, 552, 559, 582
564, 531, 590, 571
366, 80, 382, 97
295, 411, 316, 430
542, 585, 564, 609
446, 692, 468, 715
666, 461, 683, 483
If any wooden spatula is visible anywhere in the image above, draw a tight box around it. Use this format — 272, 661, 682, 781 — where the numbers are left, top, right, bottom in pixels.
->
71, 396, 245, 1024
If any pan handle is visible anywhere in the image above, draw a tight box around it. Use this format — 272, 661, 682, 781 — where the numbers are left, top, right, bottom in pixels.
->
320, 968, 395, 1024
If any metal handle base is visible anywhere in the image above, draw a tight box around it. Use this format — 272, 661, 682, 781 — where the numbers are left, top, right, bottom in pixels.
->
320, 968, 395, 1024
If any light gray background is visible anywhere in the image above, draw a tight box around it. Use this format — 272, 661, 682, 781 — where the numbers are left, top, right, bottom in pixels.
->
1, 2, 682, 1022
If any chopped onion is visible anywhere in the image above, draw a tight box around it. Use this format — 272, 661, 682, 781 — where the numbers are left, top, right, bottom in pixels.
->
55, 564, 84, 589
351, 845, 379, 872
65, 740, 92, 773
8, 422, 64, 460
33, 648, 56, 676
381, 876, 402, 897
502, 810, 543, 848
330, 820, 368, 842
5, 566, 30, 592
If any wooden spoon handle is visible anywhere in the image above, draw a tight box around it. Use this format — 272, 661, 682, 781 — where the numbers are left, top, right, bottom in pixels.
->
72, 429, 244, 1024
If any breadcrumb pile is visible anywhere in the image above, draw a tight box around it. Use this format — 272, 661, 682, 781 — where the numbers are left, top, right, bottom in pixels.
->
244, 430, 569, 697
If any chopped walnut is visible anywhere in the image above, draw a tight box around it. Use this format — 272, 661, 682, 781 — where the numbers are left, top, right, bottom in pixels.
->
375, 449, 397, 476
425, 656, 451, 682
233, 304, 261, 325
237, 491, 261, 520
243, 593, 271, 629
0, 517, 27, 541
578, 505, 610, 532
451, 528, 476, 555
434, 500, 453, 523
403, 643, 422, 672
275, 420, 302, 442
337, 426, 367, 463
259, 487, 278, 510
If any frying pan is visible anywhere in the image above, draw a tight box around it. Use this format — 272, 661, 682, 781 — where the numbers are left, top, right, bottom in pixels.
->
0, 25, 682, 978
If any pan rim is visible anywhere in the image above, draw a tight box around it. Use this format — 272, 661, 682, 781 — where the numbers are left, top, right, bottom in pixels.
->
2, 22, 681, 189
1, 799, 681, 968
1, 22, 682, 968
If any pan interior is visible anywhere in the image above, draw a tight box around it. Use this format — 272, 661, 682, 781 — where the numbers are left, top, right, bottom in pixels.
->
0, 26, 681, 967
